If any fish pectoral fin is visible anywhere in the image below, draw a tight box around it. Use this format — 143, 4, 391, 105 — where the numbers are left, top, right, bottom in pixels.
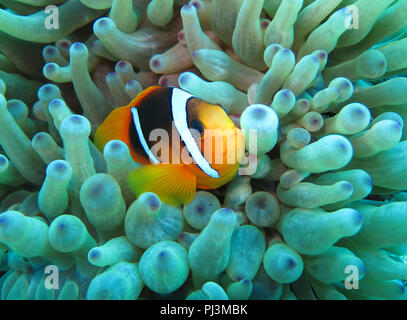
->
127, 164, 197, 206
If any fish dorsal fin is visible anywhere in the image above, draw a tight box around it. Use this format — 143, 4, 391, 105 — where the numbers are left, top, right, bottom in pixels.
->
127, 164, 197, 206
128, 86, 163, 108
94, 105, 132, 152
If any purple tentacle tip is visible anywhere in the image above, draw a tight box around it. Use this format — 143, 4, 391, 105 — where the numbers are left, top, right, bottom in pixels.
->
149, 196, 160, 211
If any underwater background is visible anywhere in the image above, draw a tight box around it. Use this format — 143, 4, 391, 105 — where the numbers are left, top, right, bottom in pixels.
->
1, 0, 407, 300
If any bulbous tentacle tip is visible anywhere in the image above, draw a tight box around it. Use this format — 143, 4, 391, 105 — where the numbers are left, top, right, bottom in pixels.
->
116, 60, 129, 69
39, 83, 54, 94
340, 181, 354, 192
58, 39, 71, 49
251, 105, 267, 119
181, 3, 194, 13
150, 57, 161, 68
158, 249, 169, 260
60, 114, 92, 139
48, 159, 69, 172
353, 211, 363, 226
0, 215, 6, 226
48, 98, 64, 110
105, 140, 125, 152
93, 18, 117, 42
285, 258, 297, 269
0, 155, 7, 166
89, 248, 102, 260
69, 42, 89, 61
106, 71, 116, 79
43, 62, 57, 73
148, 194, 161, 212
91, 182, 104, 196
178, 73, 188, 85
219, 207, 233, 214
93, 17, 115, 32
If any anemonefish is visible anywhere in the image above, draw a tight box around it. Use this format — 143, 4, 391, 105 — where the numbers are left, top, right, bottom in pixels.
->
94, 86, 245, 206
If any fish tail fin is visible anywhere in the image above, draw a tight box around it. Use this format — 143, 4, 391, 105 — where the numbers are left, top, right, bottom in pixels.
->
127, 164, 197, 206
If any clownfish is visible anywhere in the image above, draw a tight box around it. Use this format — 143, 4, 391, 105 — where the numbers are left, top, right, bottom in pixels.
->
94, 86, 245, 206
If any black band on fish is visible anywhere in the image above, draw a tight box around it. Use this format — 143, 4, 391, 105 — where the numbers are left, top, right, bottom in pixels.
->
128, 86, 174, 163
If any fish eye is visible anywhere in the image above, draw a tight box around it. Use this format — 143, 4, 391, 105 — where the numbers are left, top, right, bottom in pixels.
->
190, 120, 204, 136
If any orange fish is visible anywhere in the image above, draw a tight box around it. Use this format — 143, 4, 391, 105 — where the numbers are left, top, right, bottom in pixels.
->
94, 86, 245, 206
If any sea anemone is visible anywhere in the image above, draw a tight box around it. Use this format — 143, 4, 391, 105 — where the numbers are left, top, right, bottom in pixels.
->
1, 0, 407, 300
